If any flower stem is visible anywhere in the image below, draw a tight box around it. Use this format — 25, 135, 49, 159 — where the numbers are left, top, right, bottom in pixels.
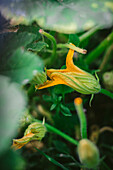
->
57, 43, 87, 54
74, 98, 87, 139
100, 88, 113, 100
39, 29, 57, 66
79, 26, 99, 42
27, 113, 79, 146
99, 44, 113, 71
85, 31, 113, 65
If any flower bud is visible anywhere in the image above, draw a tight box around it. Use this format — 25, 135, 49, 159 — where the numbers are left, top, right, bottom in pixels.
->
77, 139, 99, 168
24, 122, 46, 141
32, 71, 47, 86
12, 122, 46, 150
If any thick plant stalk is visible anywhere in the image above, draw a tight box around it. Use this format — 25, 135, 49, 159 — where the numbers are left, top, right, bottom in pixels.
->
74, 97, 87, 139
100, 88, 113, 100
79, 26, 99, 42
85, 31, 113, 65
99, 45, 113, 71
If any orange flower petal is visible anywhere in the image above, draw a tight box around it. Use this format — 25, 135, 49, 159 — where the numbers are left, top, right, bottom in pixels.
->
11, 132, 35, 150
37, 77, 65, 89
66, 44, 86, 74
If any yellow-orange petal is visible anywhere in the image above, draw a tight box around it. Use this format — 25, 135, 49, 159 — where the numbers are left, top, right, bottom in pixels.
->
37, 79, 64, 89
66, 44, 86, 74
47, 69, 68, 77
11, 132, 35, 150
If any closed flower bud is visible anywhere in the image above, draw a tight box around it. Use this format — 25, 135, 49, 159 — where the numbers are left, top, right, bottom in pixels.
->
77, 139, 99, 168
12, 122, 46, 150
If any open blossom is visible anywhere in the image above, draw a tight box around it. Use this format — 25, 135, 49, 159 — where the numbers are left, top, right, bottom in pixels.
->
35, 44, 101, 94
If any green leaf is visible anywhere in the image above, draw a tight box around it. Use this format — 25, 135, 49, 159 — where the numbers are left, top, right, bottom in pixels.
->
18, 24, 41, 40
0, 75, 26, 154
27, 41, 48, 52
0, 32, 36, 58
0, 48, 44, 84
60, 104, 72, 116
54, 85, 74, 95
0, 0, 113, 33
68, 34, 80, 46
42, 95, 52, 102
35, 148, 68, 170
50, 103, 57, 111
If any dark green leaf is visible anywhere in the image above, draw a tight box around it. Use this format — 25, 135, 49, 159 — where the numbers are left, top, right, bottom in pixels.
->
0, 48, 44, 84
18, 24, 41, 40
42, 95, 52, 102
0, 75, 26, 154
54, 85, 74, 95
0, 0, 113, 33
68, 34, 80, 46
50, 103, 57, 111
27, 41, 48, 52
60, 104, 72, 116
0, 32, 36, 58
53, 113, 79, 137
53, 140, 70, 154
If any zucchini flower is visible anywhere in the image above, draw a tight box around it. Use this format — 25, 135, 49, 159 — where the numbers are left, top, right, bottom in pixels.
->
12, 122, 46, 150
36, 44, 101, 94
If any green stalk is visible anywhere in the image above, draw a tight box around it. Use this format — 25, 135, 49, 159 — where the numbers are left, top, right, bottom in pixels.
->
99, 45, 113, 71
45, 26, 99, 55
79, 26, 99, 42
85, 31, 113, 65
39, 29, 57, 66
57, 43, 87, 54
26, 112, 79, 146
100, 88, 113, 100
74, 98, 87, 139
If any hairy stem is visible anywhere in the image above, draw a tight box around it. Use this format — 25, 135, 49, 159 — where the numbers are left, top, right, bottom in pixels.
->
99, 45, 113, 71
79, 26, 99, 42
39, 29, 57, 66
85, 31, 113, 64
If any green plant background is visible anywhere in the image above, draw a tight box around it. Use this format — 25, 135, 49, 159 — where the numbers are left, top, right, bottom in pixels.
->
0, 0, 113, 169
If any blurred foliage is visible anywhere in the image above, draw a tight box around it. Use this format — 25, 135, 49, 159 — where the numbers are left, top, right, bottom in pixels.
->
0, 0, 113, 33
0, 76, 26, 154
0, 149, 25, 170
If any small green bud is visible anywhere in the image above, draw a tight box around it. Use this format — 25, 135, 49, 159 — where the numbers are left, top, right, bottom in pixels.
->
32, 71, 47, 86
77, 139, 99, 168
